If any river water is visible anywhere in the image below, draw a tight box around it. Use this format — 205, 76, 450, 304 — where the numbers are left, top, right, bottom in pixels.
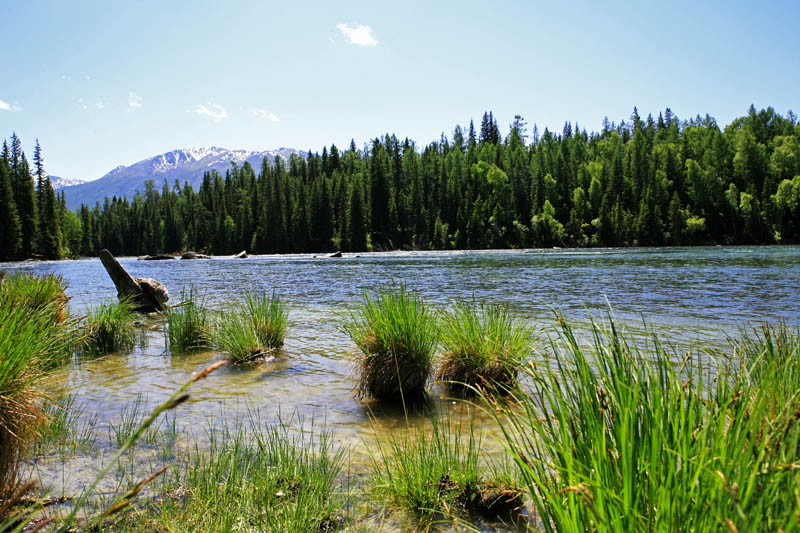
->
4, 246, 800, 523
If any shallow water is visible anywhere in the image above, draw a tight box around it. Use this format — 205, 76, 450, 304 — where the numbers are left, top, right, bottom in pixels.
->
4, 246, 800, 523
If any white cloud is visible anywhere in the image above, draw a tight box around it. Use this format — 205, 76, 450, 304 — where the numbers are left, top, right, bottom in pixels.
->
61, 74, 71, 80
251, 108, 280, 122
128, 92, 142, 111
336, 23, 378, 47
0, 99, 21, 112
95, 101, 105, 110
192, 102, 229, 122
78, 98, 88, 111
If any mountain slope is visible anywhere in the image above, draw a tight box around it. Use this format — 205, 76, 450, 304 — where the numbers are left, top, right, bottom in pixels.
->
61, 147, 303, 210
50, 175, 87, 189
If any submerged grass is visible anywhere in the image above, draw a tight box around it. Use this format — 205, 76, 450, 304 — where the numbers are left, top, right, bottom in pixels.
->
119, 419, 346, 532
370, 412, 523, 525
486, 315, 800, 532
345, 285, 437, 401
82, 299, 136, 357
215, 291, 288, 362
164, 287, 212, 353
437, 301, 534, 395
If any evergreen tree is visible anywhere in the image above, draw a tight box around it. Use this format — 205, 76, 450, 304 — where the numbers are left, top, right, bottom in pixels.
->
0, 160, 22, 260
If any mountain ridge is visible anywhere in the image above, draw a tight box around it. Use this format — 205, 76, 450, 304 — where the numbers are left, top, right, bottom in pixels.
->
60, 146, 304, 210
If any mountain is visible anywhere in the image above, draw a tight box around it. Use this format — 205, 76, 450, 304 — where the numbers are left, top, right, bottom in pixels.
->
49, 175, 87, 189
60, 147, 304, 210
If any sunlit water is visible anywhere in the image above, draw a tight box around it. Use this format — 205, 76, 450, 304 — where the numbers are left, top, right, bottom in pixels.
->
4, 246, 800, 523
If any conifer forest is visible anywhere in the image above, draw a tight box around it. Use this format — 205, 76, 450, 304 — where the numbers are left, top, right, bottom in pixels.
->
1, 105, 799, 261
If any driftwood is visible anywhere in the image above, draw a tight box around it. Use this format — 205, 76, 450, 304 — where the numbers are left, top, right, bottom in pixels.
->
233, 250, 248, 259
327, 251, 343, 258
138, 254, 175, 261
181, 252, 211, 260
99, 249, 169, 312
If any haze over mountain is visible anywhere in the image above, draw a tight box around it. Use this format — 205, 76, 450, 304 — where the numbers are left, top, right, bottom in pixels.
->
60, 147, 303, 210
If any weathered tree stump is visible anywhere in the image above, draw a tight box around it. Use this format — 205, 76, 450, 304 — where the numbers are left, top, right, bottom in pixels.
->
99, 249, 169, 312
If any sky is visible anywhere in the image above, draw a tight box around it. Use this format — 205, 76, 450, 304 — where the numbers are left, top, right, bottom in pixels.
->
1, 0, 798, 182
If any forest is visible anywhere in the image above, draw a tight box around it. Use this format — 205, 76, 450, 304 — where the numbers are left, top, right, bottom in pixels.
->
1, 105, 799, 260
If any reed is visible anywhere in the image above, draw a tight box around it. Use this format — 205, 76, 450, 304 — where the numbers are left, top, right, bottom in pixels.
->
215, 291, 288, 362
164, 287, 212, 353
345, 285, 437, 400
82, 299, 136, 357
484, 315, 800, 532
436, 301, 534, 395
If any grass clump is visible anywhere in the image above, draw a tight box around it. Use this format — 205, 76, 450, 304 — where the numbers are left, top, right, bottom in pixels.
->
488, 315, 800, 532
164, 287, 212, 353
371, 413, 522, 524
215, 291, 288, 362
436, 301, 534, 395
0, 273, 77, 499
82, 299, 136, 357
122, 421, 345, 532
345, 285, 437, 401
0, 272, 69, 324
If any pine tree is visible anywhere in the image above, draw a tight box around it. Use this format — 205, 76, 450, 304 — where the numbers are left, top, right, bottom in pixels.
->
39, 177, 62, 259
0, 160, 22, 260
13, 152, 38, 258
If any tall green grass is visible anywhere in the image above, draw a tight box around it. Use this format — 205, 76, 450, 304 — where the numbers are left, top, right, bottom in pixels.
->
437, 301, 534, 395
345, 285, 437, 400
81, 299, 136, 357
486, 315, 800, 532
164, 287, 212, 353
215, 291, 288, 362
119, 420, 346, 532
0, 274, 77, 499
0, 272, 69, 325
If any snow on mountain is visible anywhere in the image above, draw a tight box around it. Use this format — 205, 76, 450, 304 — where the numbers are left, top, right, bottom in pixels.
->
60, 147, 304, 210
49, 175, 87, 189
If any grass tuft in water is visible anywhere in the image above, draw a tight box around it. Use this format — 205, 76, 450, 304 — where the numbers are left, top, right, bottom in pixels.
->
82, 299, 136, 357
436, 301, 534, 395
370, 412, 522, 524
119, 419, 346, 532
215, 291, 288, 363
345, 284, 437, 401
486, 315, 800, 532
164, 287, 212, 353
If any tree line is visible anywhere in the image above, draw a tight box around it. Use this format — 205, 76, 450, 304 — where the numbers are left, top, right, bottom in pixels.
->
0, 134, 74, 260
1, 105, 799, 260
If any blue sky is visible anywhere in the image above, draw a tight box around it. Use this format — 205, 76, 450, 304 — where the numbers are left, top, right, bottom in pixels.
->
1, 0, 798, 182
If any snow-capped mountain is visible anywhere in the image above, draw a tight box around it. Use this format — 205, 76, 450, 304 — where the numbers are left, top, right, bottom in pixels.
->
61, 147, 303, 210
49, 175, 87, 189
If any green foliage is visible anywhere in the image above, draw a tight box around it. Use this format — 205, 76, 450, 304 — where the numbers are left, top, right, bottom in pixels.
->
215, 291, 288, 362
82, 299, 136, 357
164, 287, 212, 353
0, 160, 21, 260
371, 413, 523, 523
0, 273, 76, 497
345, 285, 437, 400
436, 301, 534, 395
122, 421, 345, 533
4, 106, 799, 260
486, 315, 800, 532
